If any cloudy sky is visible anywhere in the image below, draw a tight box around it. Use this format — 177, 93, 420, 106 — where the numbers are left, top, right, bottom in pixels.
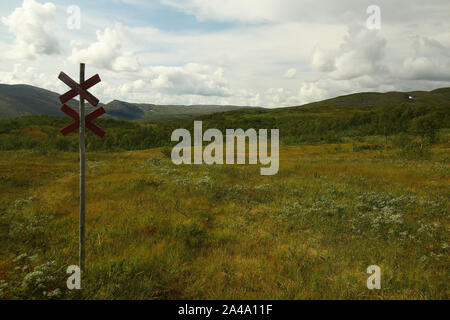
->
0, 0, 449, 108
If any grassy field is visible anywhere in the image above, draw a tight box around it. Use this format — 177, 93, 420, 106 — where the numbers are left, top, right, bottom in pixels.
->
0, 140, 449, 299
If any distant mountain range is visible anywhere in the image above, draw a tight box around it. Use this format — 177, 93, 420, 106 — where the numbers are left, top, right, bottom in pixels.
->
106, 99, 255, 121
0, 84, 253, 121
0, 83, 449, 121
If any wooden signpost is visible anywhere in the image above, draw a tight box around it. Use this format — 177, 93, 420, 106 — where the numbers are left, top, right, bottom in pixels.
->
58, 63, 105, 272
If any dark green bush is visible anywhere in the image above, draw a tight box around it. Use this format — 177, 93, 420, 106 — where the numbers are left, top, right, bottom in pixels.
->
175, 221, 209, 248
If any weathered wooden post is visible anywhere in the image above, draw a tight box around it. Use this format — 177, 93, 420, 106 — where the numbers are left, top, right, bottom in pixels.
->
79, 63, 86, 271
58, 64, 106, 274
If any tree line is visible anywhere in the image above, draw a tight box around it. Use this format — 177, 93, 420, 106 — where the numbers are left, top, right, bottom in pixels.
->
0, 103, 448, 153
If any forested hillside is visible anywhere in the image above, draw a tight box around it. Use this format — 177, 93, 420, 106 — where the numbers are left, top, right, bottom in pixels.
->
0, 88, 449, 154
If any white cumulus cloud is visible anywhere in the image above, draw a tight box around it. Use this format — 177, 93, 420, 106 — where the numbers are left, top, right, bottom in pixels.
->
396, 37, 450, 82
140, 63, 230, 97
311, 26, 387, 80
69, 24, 140, 72
1, 0, 61, 59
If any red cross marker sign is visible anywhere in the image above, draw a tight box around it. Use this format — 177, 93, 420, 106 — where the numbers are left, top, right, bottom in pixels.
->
58, 71, 106, 138
58, 64, 103, 273
60, 104, 106, 137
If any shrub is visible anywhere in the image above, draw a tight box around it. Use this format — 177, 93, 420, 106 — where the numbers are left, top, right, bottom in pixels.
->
353, 143, 383, 151
0, 280, 8, 298
130, 178, 163, 192
351, 192, 415, 239
392, 133, 413, 148
161, 146, 172, 159
175, 221, 209, 248
21, 261, 63, 299
397, 140, 432, 160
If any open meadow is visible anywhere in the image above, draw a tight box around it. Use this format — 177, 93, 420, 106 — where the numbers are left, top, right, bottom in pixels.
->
0, 140, 448, 299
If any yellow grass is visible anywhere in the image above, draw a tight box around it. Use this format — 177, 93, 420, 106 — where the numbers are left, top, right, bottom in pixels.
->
0, 144, 448, 299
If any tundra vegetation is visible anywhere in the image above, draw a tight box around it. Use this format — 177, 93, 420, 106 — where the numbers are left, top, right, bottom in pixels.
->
0, 95, 449, 299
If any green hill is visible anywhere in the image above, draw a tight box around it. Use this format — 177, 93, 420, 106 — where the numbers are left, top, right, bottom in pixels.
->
0, 84, 253, 121
107, 100, 254, 121
0, 84, 80, 120
290, 88, 450, 110
198, 88, 450, 123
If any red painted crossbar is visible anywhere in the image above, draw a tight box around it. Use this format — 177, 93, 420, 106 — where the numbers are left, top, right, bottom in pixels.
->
58, 72, 100, 106
60, 104, 80, 136
59, 74, 101, 104
60, 105, 106, 138
86, 107, 106, 138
